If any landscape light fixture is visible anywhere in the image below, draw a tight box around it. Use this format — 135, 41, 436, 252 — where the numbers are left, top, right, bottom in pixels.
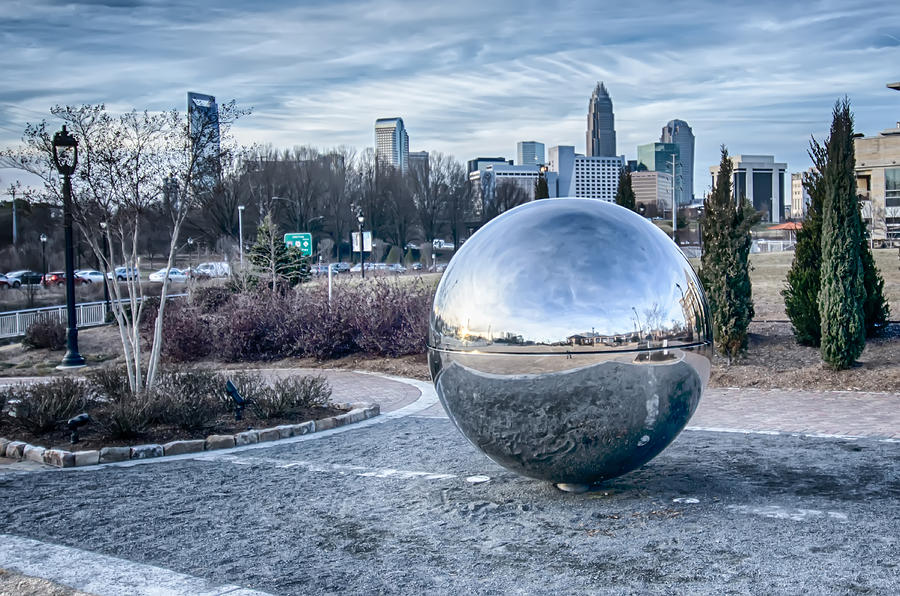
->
52, 125, 85, 369
67, 413, 90, 444
225, 379, 246, 421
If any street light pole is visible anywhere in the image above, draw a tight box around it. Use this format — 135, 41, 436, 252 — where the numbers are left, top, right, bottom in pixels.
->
99, 222, 111, 312
52, 125, 85, 369
238, 205, 245, 269
40, 234, 47, 278
358, 214, 365, 279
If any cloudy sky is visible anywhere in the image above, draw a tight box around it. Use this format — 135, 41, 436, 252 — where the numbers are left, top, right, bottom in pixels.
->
1, 0, 899, 196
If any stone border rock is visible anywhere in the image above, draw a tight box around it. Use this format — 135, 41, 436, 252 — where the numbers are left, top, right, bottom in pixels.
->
0, 402, 379, 468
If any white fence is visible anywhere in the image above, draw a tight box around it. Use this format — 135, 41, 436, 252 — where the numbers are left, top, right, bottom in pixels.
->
0, 294, 187, 340
752, 239, 796, 253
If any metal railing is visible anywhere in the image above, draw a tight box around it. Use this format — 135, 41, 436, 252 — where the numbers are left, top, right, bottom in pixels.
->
0, 294, 187, 340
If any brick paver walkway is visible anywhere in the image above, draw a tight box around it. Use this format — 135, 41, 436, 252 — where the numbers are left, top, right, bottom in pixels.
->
692, 387, 900, 439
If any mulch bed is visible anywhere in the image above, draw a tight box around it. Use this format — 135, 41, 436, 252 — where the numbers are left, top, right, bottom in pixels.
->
0, 406, 344, 452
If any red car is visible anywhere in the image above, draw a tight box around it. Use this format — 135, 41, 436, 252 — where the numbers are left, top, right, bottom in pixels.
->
42, 271, 84, 286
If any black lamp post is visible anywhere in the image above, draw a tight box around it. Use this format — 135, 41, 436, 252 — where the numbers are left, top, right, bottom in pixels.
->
357, 214, 365, 279
40, 233, 47, 278
53, 125, 85, 368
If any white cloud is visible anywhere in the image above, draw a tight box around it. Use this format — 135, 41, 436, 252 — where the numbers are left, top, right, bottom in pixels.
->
1, 0, 898, 195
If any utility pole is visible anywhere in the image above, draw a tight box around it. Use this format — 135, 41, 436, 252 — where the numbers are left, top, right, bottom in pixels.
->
670, 154, 678, 242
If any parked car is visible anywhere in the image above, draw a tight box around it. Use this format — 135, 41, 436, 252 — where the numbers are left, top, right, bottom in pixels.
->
5, 270, 43, 287
349, 263, 377, 273
388, 263, 407, 273
331, 262, 351, 274
43, 271, 87, 286
107, 266, 141, 281
75, 270, 106, 284
193, 262, 231, 278
149, 268, 188, 283
0, 273, 10, 289
411, 263, 423, 271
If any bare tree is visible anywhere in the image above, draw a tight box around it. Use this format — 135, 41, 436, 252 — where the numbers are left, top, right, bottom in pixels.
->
482, 180, 529, 225
4, 101, 246, 392
410, 151, 453, 252
445, 159, 473, 253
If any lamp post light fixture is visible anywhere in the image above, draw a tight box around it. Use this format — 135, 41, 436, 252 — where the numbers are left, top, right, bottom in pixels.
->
39, 233, 47, 277
52, 125, 85, 369
187, 237, 194, 272
238, 205, 245, 268
357, 213, 365, 279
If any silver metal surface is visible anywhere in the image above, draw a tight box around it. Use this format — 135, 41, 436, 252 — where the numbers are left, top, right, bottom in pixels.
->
428, 198, 712, 484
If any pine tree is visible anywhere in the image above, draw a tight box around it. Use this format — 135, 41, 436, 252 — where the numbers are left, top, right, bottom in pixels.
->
248, 214, 311, 291
700, 146, 760, 362
534, 175, 550, 200
783, 140, 825, 346
614, 166, 636, 211
819, 99, 866, 369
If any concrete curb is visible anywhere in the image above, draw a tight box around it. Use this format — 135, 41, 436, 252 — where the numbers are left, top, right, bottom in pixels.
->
0, 402, 380, 468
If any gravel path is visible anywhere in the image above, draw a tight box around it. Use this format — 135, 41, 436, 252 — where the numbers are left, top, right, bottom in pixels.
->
1, 413, 897, 595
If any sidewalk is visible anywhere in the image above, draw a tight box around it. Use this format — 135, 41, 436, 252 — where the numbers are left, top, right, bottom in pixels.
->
1, 371, 898, 474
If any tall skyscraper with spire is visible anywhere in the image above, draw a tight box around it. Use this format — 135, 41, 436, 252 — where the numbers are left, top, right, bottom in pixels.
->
661, 119, 695, 204
586, 82, 616, 157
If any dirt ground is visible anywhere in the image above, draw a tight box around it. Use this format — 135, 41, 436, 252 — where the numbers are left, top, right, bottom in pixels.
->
2, 250, 898, 392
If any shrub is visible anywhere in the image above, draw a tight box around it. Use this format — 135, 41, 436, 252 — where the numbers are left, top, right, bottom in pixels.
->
22, 315, 66, 350
252, 374, 332, 419
214, 291, 298, 361
4, 377, 89, 434
348, 278, 431, 357
138, 301, 214, 363
150, 368, 225, 430
291, 284, 358, 359
190, 284, 234, 314
87, 366, 133, 401
95, 391, 154, 439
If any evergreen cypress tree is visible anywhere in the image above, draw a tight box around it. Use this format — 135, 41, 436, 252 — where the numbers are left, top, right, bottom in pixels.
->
248, 214, 311, 291
700, 146, 760, 362
534, 175, 550, 200
783, 140, 825, 346
819, 99, 866, 369
614, 166, 636, 211
857, 211, 890, 337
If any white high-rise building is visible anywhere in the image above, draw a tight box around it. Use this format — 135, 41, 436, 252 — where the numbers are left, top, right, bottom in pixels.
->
660, 120, 695, 204
468, 163, 558, 216
375, 117, 409, 173
517, 141, 545, 166
547, 145, 623, 202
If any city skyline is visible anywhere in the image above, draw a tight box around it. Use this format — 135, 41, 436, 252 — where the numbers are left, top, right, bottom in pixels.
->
0, 0, 899, 197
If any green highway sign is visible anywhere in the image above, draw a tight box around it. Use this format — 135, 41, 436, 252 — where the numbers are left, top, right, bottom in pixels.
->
284, 232, 313, 256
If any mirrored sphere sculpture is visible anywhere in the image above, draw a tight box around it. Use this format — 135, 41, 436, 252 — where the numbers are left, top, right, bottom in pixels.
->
428, 199, 713, 485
